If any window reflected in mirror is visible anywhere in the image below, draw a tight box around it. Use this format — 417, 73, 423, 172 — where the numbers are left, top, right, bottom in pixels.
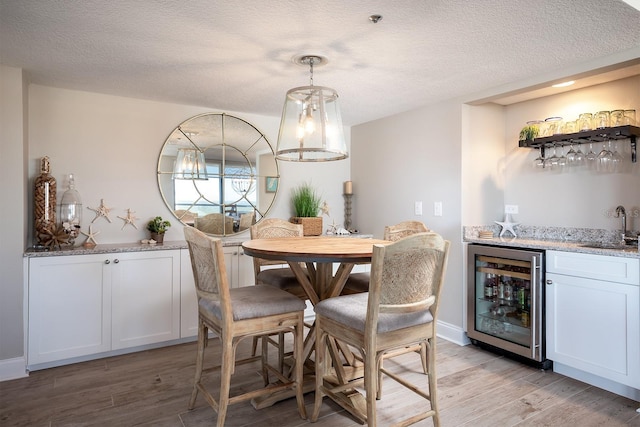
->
157, 113, 278, 236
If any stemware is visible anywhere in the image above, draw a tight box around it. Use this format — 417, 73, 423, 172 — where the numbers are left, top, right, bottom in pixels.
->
611, 140, 623, 173
543, 144, 559, 169
556, 145, 567, 169
597, 140, 613, 173
533, 151, 545, 168
565, 142, 577, 165
585, 142, 598, 168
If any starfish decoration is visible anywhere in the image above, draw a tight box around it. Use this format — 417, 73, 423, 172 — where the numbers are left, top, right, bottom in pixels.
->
118, 208, 139, 230
88, 199, 113, 223
320, 201, 330, 216
80, 225, 100, 246
494, 217, 520, 238
327, 219, 339, 234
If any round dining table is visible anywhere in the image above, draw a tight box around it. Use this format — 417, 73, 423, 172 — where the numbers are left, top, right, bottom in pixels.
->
242, 235, 389, 409
242, 235, 389, 306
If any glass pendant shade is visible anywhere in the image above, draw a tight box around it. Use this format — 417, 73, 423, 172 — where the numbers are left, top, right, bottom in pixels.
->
174, 148, 208, 179
276, 86, 347, 162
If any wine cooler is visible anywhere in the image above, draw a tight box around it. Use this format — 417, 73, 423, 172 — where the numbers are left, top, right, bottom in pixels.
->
467, 244, 551, 368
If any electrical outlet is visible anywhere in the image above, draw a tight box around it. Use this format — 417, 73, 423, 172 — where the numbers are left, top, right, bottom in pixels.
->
434, 201, 443, 217
414, 201, 423, 216
505, 205, 519, 214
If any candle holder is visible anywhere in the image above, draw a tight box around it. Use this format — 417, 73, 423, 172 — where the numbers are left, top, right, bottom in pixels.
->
344, 193, 353, 231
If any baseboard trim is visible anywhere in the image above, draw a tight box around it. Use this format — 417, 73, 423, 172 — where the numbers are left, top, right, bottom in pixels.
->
0, 356, 28, 382
437, 320, 471, 346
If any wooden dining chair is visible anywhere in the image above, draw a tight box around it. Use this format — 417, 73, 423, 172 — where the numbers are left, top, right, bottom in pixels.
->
311, 232, 449, 427
249, 218, 310, 368
343, 220, 430, 294
184, 226, 307, 426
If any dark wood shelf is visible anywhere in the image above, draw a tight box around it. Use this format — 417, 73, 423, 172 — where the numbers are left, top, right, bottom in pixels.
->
519, 125, 640, 162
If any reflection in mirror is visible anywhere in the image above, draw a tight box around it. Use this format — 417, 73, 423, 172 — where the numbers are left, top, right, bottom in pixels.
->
157, 113, 279, 236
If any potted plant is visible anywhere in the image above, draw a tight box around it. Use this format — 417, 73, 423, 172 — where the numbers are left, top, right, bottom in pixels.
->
147, 216, 171, 243
290, 183, 323, 236
519, 124, 539, 145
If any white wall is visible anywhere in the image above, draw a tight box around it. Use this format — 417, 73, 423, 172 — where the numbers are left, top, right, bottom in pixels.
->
27, 85, 351, 244
502, 76, 640, 231
351, 100, 464, 334
0, 80, 351, 373
0, 66, 27, 364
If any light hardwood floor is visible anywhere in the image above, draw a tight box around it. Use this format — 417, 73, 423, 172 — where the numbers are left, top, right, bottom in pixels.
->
1, 338, 639, 426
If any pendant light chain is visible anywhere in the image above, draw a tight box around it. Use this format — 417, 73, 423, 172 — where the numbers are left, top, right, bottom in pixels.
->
309, 57, 314, 87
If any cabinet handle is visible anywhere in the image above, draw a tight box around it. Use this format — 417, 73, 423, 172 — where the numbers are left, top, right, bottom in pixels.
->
114, 259, 119, 264
105, 260, 110, 264
546, 279, 553, 285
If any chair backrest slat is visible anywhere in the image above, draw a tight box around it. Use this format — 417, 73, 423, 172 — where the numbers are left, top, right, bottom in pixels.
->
250, 218, 304, 270
383, 220, 429, 242
184, 226, 232, 319
368, 232, 450, 323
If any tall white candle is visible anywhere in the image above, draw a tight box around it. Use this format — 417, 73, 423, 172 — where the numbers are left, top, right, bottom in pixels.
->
343, 180, 353, 195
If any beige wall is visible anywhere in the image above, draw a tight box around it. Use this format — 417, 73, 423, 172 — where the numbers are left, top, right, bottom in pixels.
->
351, 100, 465, 338
0, 66, 27, 364
0, 77, 351, 375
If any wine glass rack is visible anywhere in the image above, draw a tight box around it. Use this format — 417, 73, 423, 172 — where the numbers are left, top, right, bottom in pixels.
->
519, 125, 640, 163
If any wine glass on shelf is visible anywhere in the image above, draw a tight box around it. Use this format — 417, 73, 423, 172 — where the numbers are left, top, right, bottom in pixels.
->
556, 145, 567, 170
597, 140, 613, 173
543, 144, 559, 169
533, 150, 545, 169
585, 141, 598, 169
611, 140, 623, 173
573, 143, 585, 166
565, 142, 577, 165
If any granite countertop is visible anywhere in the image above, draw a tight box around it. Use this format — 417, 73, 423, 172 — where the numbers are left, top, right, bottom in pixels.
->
23, 233, 375, 257
463, 225, 640, 259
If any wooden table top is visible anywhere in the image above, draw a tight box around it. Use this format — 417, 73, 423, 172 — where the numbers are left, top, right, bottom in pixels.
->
242, 236, 390, 263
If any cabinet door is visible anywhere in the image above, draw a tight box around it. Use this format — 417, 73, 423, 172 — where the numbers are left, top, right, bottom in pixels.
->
28, 254, 111, 366
111, 250, 180, 350
223, 246, 238, 288
180, 248, 198, 338
237, 247, 255, 287
546, 271, 640, 388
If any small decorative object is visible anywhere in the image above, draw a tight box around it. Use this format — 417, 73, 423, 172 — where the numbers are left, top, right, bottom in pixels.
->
146, 216, 171, 243
118, 208, 139, 230
88, 199, 113, 223
80, 225, 100, 248
265, 176, 278, 193
60, 173, 82, 245
290, 182, 322, 236
38, 224, 69, 250
343, 180, 353, 231
494, 214, 520, 238
34, 156, 57, 247
518, 124, 539, 143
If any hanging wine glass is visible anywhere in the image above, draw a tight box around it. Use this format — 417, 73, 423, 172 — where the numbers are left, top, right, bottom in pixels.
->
585, 141, 598, 169
597, 140, 613, 173
565, 142, 577, 166
544, 144, 559, 169
611, 140, 624, 173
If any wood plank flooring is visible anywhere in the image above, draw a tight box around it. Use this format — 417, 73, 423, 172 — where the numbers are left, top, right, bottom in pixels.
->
1, 338, 638, 426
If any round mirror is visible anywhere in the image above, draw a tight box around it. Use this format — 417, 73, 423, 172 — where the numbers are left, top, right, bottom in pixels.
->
157, 113, 279, 236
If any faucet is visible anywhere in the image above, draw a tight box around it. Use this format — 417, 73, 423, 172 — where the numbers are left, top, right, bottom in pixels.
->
615, 205, 627, 241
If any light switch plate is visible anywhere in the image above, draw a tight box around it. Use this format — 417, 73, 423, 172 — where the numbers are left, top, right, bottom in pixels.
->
414, 201, 423, 216
434, 201, 443, 217
505, 205, 519, 214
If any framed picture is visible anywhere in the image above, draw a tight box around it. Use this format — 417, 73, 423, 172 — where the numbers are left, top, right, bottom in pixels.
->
265, 176, 278, 193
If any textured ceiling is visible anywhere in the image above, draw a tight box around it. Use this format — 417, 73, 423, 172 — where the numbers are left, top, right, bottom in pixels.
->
1, 0, 639, 126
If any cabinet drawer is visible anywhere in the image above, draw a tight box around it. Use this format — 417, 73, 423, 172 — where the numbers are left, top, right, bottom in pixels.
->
547, 250, 639, 285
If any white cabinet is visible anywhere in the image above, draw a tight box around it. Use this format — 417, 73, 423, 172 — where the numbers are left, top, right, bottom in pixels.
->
111, 251, 180, 350
28, 254, 112, 366
28, 250, 180, 367
546, 251, 640, 390
180, 245, 255, 338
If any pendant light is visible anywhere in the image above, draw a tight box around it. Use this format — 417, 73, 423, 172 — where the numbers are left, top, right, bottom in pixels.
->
276, 55, 348, 162
173, 129, 208, 180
